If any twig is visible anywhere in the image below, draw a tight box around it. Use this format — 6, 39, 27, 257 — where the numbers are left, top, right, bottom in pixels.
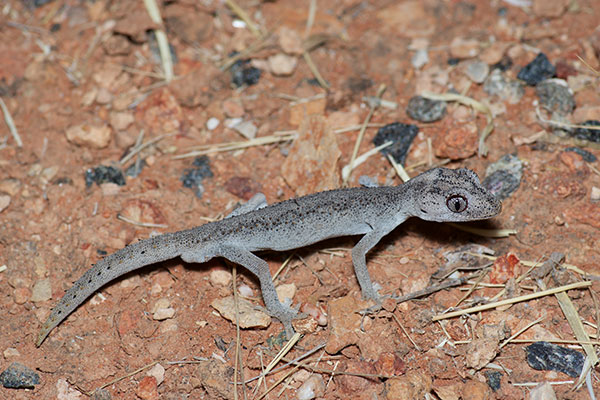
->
392, 274, 477, 304
93, 360, 160, 395
392, 314, 422, 351
173, 133, 296, 159
340, 140, 392, 180
499, 316, 545, 348
116, 214, 168, 229
342, 84, 386, 185
143, 0, 173, 82
120, 132, 176, 166
432, 281, 592, 321
225, 0, 262, 38
0, 97, 22, 147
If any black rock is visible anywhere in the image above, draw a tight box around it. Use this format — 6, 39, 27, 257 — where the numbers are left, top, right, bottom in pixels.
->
484, 370, 502, 391
482, 154, 523, 200
525, 341, 584, 378
517, 53, 556, 86
564, 147, 597, 162
0, 362, 40, 389
572, 120, 600, 143
406, 96, 447, 122
85, 166, 126, 187
180, 155, 214, 198
372, 122, 419, 165
230, 58, 261, 87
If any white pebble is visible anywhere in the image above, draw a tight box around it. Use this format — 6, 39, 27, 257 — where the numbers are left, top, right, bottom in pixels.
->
206, 117, 220, 130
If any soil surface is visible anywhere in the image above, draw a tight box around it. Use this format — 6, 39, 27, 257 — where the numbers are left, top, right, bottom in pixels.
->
1, 0, 600, 399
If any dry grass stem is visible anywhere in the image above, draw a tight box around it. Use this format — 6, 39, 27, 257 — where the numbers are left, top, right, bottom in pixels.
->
116, 214, 168, 229
0, 97, 22, 147
174, 133, 297, 159
499, 316, 545, 348
387, 154, 411, 183
343, 84, 386, 185
432, 281, 592, 321
341, 141, 392, 180
225, 0, 262, 38
143, 0, 173, 82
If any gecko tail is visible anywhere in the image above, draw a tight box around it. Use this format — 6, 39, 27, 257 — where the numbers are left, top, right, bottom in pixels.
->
36, 233, 184, 347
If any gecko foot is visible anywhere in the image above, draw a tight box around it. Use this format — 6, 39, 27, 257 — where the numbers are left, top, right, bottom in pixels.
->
257, 303, 306, 339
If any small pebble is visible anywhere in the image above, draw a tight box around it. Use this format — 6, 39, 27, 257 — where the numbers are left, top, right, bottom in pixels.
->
211, 296, 271, 329
296, 375, 325, 400
109, 111, 134, 131
450, 37, 480, 59
483, 154, 523, 200
276, 283, 296, 303
483, 69, 524, 104
85, 166, 126, 187
372, 122, 419, 165
209, 269, 232, 286
0, 362, 40, 389
278, 27, 303, 55
464, 60, 489, 83
136, 376, 158, 400
30, 278, 52, 302
406, 96, 446, 122
529, 382, 558, 400
3, 348, 20, 358
0, 178, 22, 196
146, 363, 165, 386
484, 370, 502, 391
14, 287, 30, 304
268, 53, 298, 76
591, 186, 600, 201
358, 175, 378, 188
0, 195, 10, 213
535, 79, 575, 116
238, 284, 254, 298
517, 53, 556, 86
232, 120, 257, 139
153, 307, 175, 321
571, 120, 600, 143
411, 49, 429, 69
65, 123, 112, 149
525, 341, 584, 378
206, 117, 220, 130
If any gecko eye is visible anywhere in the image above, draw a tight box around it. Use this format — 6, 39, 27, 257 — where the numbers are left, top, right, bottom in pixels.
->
446, 195, 468, 213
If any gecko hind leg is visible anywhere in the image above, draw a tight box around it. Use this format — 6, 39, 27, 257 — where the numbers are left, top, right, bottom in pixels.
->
217, 245, 298, 337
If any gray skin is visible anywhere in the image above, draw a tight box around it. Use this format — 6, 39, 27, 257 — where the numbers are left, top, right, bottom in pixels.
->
36, 167, 501, 346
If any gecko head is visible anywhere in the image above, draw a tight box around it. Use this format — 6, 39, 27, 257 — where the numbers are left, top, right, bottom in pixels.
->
409, 168, 501, 222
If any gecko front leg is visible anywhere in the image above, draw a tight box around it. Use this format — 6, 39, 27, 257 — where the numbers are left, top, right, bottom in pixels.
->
351, 226, 398, 301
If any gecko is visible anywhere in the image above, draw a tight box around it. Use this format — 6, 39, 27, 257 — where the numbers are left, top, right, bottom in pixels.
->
36, 167, 501, 346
